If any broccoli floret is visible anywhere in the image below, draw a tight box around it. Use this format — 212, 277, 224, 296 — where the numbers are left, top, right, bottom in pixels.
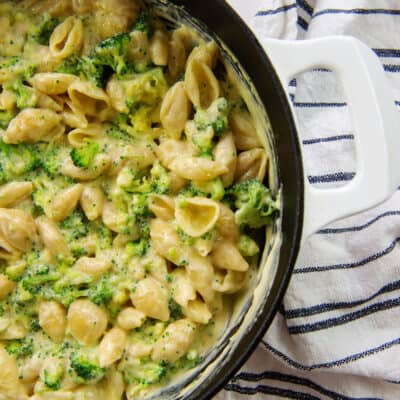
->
59, 209, 89, 242
0, 110, 16, 130
49, 285, 87, 308
0, 140, 39, 183
92, 32, 131, 75
106, 113, 132, 141
125, 238, 149, 257
132, 10, 155, 38
88, 275, 113, 306
36, 144, 66, 177
125, 68, 168, 109
149, 162, 170, 194
5, 79, 37, 109
70, 140, 99, 169
194, 97, 230, 136
168, 299, 183, 320
30, 13, 60, 45
44, 364, 63, 390
178, 179, 224, 201
21, 266, 60, 294
238, 234, 260, 257
226, 179, 278, 229
70, 352, 105, 383
56, 56, 109, 88
5, 337, 33, 359
124, 358, 167, 385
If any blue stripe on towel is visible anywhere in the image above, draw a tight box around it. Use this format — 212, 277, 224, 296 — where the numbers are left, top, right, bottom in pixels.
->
297, 15, 309, 30
262, 338, 400, 372
296, 0, 314, 16
383, 64, 400, 72
313, 8, 400, 18
308, 172, 355, 184
233, 371, 379, 400
284, 280, 400, 319
225, 383, 321, 399
288, 297, 400, 334
373, 48, 400, 58
318, 210, 400, 234
302, 134, 354, 145
293, 100, 348, 108
256, 4, 297, 16
295, 237, 400, 274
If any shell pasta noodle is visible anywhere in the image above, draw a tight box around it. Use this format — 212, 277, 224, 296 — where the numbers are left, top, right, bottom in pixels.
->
0, 1, 279, 399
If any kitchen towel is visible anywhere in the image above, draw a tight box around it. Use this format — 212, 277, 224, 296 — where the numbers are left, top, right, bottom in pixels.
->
216, 1, 400, 399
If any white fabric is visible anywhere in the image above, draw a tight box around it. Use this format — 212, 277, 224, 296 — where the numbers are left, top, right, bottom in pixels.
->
216, 1, 400, 398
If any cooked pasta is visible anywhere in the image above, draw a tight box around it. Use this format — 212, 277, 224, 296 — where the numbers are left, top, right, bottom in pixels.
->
0, 1, 278, 399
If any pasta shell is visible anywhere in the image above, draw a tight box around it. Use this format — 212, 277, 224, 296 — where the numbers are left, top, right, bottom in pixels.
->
185, 59, 220, 109
148, 194, 175, 221
130, 277, 170, 322
67, 299, 108, 345
230, 109, 262, 150
175, 197, 220, 237
49, 17, 83, 59
211, 239, 249, 272
213, 132, 237, 187
169, 156, 228, 181
98, 328, 127, 367
235, 148, 268, 182
0, 208, 36, 254
49, 184, 84, 222
68, 81, 111, 120
0, 181, 33, 208
4, 108, 64, 144
29, 73, 78, 95
182, 299, 212, 324
152, 319, 197, 363
150, 29, 169, 66
35, 216, 70, 257
38, 301, 67, 343
160, 81, 191, 139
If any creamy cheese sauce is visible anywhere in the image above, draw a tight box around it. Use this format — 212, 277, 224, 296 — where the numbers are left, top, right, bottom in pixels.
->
0, 1, 279, 399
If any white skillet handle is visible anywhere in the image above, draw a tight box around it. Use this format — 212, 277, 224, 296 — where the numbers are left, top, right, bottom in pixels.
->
262, 36, 400, 242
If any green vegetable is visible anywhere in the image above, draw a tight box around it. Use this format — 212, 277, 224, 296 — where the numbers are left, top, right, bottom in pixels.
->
37, 144, 63, 177
125, 238, 149, 257
0, 140, 39, 183
5, 79, 37, 109
194, 97, 230, 136
30, 13, 60, 45
70, 140, 99, 169
238, 234, 260, 257
59, 209, 89, 243
178, 179, 224, 201
56, 56, 109, 88
70, 352, 105, 383
92, 32, 131, 75
21, 264, 60, 294
124, 358, 167, 385
226, 179, 278, 228
44, 364, 64, 390
132, 10, 155, 38
88, 275, 113, 305
0, 110, 16, 129
168, 299, 183, 320
5, 337, 33, 359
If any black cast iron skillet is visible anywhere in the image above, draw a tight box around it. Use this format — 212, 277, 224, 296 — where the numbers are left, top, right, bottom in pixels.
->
143, 0, 304, 398
143, 1, 400, 399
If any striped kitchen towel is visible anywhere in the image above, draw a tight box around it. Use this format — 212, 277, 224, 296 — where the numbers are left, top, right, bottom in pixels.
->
217, 0, 400, 399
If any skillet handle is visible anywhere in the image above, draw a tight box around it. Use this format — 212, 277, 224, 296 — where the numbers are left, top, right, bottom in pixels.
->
261, 36, 400, 243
